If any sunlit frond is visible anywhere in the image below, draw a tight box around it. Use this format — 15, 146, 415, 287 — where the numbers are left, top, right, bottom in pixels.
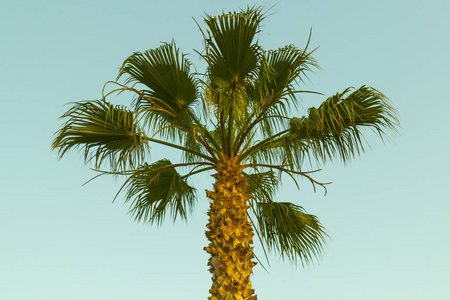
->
52, 100, 148, 170
243, 86, 398, 168
244, 171, 327, 266
290, 85, 399, 164
124, 159, 197, 225
255, 201, 327, 265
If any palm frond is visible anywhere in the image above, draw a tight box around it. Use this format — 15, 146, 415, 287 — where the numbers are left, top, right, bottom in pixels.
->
203, 6, 264, 93
52, 100, 148, 170
290, 85, 399, 164
116, 41, 200, 144
255, 201, 327, 265
118, 41, 199, 113
243, 86, 398, 168
252, 45, 318, 113
233, 46, 318, 155
242, 156, 327, 265
124, 159, 197, 226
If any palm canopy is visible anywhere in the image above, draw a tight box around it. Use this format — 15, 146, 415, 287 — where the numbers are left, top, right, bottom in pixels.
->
53, 6, 398, 266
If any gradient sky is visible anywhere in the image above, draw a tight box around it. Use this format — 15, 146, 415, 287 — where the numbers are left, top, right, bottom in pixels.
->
1, 0, 449, 299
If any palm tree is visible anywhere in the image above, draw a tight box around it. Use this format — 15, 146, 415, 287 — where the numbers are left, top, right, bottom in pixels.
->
52, 7, 398, 300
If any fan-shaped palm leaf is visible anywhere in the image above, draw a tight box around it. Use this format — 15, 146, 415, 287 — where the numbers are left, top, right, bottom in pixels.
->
242, 86, 398, 168
118, 42, 199, 113
203, 6, 263, 93
290, 85, 398, 164
253, 45, 318, 112
124, 159, 197, 225
52, 100, 148, 169
255, 201, 327, 265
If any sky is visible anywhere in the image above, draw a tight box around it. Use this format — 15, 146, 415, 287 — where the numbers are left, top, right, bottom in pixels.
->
1, 0, 449, 299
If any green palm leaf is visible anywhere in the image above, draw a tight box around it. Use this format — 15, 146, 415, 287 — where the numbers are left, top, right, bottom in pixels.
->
118, 42, 199, 113
52, 100, 147, 169
203, 6, 263, 93
117, 42, 201, 144
245, 171, 326, 265
255, 201, 327, 265
124, 159, 197, 225
244, 45, 317, 142
253, 45, 318, 112
290, 85, 398, 163
244, 85, 398, 168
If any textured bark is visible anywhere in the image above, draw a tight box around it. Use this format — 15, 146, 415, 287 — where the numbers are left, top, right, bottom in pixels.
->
204, 154, 257, 300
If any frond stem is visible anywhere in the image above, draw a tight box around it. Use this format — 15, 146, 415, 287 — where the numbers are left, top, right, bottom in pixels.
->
244, 163, 329, 194
181, 166, 215, 180
238, 129, 290, 163
142, 137, 216, 163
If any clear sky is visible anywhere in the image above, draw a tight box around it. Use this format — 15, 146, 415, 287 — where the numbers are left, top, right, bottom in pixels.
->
1, 0, 449, 299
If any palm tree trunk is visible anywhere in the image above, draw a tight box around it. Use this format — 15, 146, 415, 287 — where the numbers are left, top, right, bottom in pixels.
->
204, 154, 257, 300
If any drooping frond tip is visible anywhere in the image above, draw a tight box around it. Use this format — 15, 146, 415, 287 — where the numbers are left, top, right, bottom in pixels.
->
124, 159, 197, 226
255, 201, 328, 266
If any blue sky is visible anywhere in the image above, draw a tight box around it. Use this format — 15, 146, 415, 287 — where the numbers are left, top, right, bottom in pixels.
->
1, 0, 449, 299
